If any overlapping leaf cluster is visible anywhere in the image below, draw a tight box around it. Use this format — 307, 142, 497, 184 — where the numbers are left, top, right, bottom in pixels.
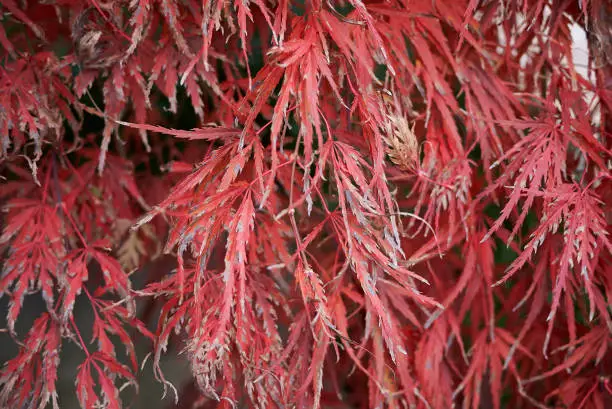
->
0, 1, 611, 408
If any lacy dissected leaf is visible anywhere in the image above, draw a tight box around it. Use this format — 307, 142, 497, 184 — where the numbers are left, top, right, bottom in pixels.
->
1, 1, 611, 409
76, 351, 137, 409
0, 314, 61, 409
497, 183, 612, 353
0, 198, 64, 331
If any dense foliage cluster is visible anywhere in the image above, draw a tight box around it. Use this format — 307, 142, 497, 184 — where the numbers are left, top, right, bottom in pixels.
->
0, 1, 611, 408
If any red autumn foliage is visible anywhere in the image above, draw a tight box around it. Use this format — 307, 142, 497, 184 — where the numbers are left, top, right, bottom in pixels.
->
0, 1, 611, 408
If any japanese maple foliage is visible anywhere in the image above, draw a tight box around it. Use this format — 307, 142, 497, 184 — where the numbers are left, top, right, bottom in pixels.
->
1, 1, 611, 409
